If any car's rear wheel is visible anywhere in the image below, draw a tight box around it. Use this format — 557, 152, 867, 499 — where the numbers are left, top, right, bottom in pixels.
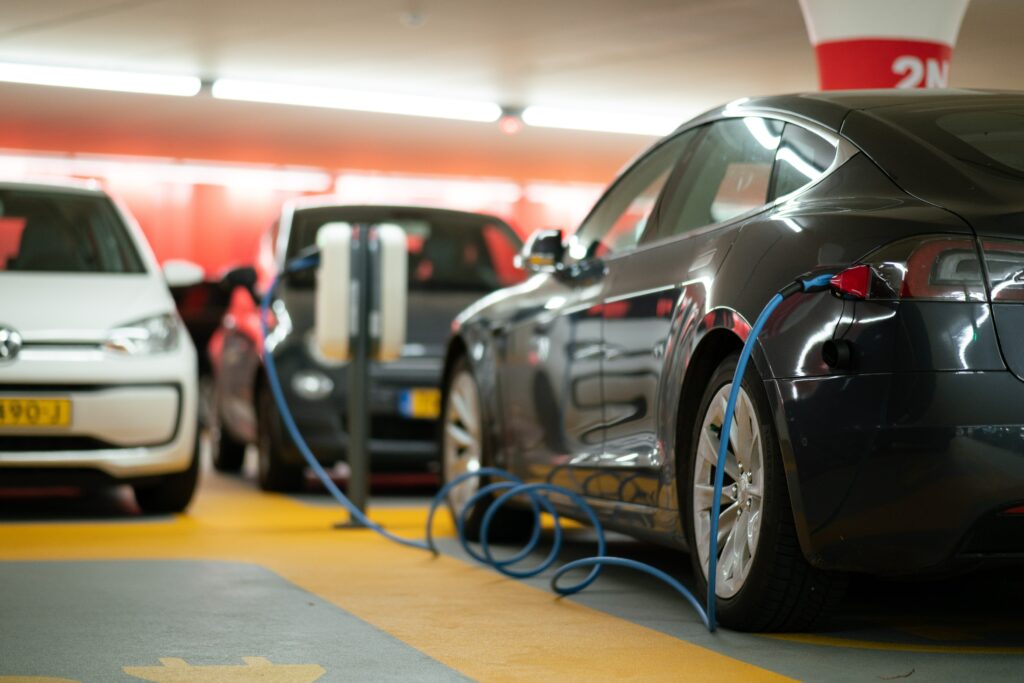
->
684, 352, 845, 631
257, 383, 305, 492
134, 432, 199, 514
442, 356, 533, 542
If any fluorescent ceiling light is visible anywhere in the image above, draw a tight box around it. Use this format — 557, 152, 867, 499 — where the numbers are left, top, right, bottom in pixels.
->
521, 105, 680, 137
335, 173, 522, 208
0, 62, 201, 97
212, 78, 502, 123
0, 151, 332, 192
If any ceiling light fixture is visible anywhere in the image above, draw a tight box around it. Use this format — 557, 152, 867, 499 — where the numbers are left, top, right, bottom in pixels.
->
211, 78, 502, 123
0, 62, 201, 96
334, 172, 522, 208
0, 151, 333, 192
521, 105, 681, 137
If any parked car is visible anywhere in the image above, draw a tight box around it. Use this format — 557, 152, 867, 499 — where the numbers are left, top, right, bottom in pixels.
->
208, 201, 524, 491
168, 265, 256, 430
441, 90, 1024, 631
0, 180, 199, 513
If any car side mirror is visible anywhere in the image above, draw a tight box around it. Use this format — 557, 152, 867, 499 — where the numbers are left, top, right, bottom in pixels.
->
163, 259, 205, 289
516, 228, 564, 273
220, 265, 258, 300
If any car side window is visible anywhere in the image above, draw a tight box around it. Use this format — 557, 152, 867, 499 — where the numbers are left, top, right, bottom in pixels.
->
769, 123, 838, 200
656, 117, 783, 240
566, 130, 696, 262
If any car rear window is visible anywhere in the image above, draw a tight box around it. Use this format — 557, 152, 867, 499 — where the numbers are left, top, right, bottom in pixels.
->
287, 210, 524, 291
0, 189, 144, 274
880, 107, 1024, 179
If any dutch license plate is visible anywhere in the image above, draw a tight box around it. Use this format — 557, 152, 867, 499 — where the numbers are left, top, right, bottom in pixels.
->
0, 397, 72, 428
398, 388, 441, 419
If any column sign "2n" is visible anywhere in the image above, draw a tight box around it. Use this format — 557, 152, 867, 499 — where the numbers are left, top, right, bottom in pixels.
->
893, 55, 950, 88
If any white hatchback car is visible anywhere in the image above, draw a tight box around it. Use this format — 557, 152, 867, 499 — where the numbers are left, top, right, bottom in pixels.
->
0, 180, 199, 513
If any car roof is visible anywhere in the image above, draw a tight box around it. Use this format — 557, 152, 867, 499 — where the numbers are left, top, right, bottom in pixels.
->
0, 178, 107, 196
290, 200, 513, 227
693, 89, 1024, 133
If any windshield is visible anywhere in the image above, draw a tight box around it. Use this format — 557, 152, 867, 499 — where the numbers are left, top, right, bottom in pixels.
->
287, 208, 524, 291
881, 106, 1024, 179
0, 188, 144, 274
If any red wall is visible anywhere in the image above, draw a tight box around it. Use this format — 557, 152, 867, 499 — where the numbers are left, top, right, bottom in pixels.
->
107, 180, 312, 275
0, 83, 643, 278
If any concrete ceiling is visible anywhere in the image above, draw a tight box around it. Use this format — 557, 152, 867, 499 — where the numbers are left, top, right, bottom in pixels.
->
0, 0, 1021, 183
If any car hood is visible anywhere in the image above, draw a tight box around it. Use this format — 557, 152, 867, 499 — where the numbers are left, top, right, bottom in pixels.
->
0, 273, 174, 343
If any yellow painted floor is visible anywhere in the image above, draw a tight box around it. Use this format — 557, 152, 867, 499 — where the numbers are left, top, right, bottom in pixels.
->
2, 462, 1023, 682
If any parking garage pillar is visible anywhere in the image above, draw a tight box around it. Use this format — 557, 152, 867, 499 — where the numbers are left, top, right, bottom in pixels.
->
798, 0, 971, 90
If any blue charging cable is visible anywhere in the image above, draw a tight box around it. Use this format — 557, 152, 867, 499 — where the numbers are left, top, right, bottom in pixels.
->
260, 254, 832, 632
705, 272, 833, 628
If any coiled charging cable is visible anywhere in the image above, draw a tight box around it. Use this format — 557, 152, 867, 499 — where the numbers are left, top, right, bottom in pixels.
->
261, 253, 833, 632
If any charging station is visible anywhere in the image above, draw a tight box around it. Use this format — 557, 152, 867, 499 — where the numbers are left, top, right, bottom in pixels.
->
314, 222, 408, 519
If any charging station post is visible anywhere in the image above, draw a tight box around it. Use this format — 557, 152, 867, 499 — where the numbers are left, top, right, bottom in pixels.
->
314, 221, 408, 527
344, 223, 371, 521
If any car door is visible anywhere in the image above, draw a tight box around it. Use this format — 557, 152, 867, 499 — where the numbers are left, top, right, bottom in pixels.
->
500, 132, 697, 495
599, 117, 784, 510
495, 261, 606, 489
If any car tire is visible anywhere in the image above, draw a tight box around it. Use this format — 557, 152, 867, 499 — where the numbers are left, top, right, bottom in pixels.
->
257, 383, 306, 492
442, 355, 534, 543
683, 352, 846, 631
210, 413, 247, 473
134, 432, 200, 514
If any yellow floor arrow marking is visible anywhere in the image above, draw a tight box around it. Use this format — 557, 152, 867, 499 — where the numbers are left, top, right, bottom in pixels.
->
0, 474, 791, 682
122, 656, 324, 682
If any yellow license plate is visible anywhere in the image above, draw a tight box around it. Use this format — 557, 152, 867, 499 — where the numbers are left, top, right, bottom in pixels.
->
398, 388, 441, 420
0, 397, 72, 428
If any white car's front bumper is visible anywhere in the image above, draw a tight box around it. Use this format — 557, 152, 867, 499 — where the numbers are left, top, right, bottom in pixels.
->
0, 343, 198, 479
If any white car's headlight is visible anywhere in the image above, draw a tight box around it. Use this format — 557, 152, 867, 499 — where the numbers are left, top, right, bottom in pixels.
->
105, 313, 181, 355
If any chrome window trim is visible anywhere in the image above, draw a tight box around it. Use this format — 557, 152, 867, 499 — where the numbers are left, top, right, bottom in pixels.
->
643, 110, 859, 243
585, 109, 861, 265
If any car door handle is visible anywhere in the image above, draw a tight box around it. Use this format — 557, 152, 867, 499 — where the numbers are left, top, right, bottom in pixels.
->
604, 346, 624, 360
574, 343, 604, 360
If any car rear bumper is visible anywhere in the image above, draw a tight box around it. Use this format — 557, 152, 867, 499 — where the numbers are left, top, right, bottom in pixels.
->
771, 370, 1024, 575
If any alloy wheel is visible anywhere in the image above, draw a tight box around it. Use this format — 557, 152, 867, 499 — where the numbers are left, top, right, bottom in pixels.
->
693, 382, 765, 599
443, 369, 483, 515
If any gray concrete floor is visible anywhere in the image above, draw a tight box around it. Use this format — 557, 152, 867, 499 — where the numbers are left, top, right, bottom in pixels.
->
2, 450, 1023, 681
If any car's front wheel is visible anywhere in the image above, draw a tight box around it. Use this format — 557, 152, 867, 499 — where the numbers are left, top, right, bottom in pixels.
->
684, 352, 845, 631
134, 433, 199, 514
442, 356, 534, 542
257, 383, 306, 492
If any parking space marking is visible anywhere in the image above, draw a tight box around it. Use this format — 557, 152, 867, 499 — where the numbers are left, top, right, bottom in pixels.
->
0, 475, 791, 683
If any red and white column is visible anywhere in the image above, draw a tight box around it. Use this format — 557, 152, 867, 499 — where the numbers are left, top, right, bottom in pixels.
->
798, 0, 971, 90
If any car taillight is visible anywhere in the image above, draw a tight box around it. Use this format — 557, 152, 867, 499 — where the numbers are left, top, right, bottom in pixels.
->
981, 239, 1024, 302
829, 235, 986, 302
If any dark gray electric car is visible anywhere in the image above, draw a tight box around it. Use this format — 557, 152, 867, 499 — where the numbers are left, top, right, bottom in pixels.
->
441, 90, 1024, 631
210, 201, 523, 491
